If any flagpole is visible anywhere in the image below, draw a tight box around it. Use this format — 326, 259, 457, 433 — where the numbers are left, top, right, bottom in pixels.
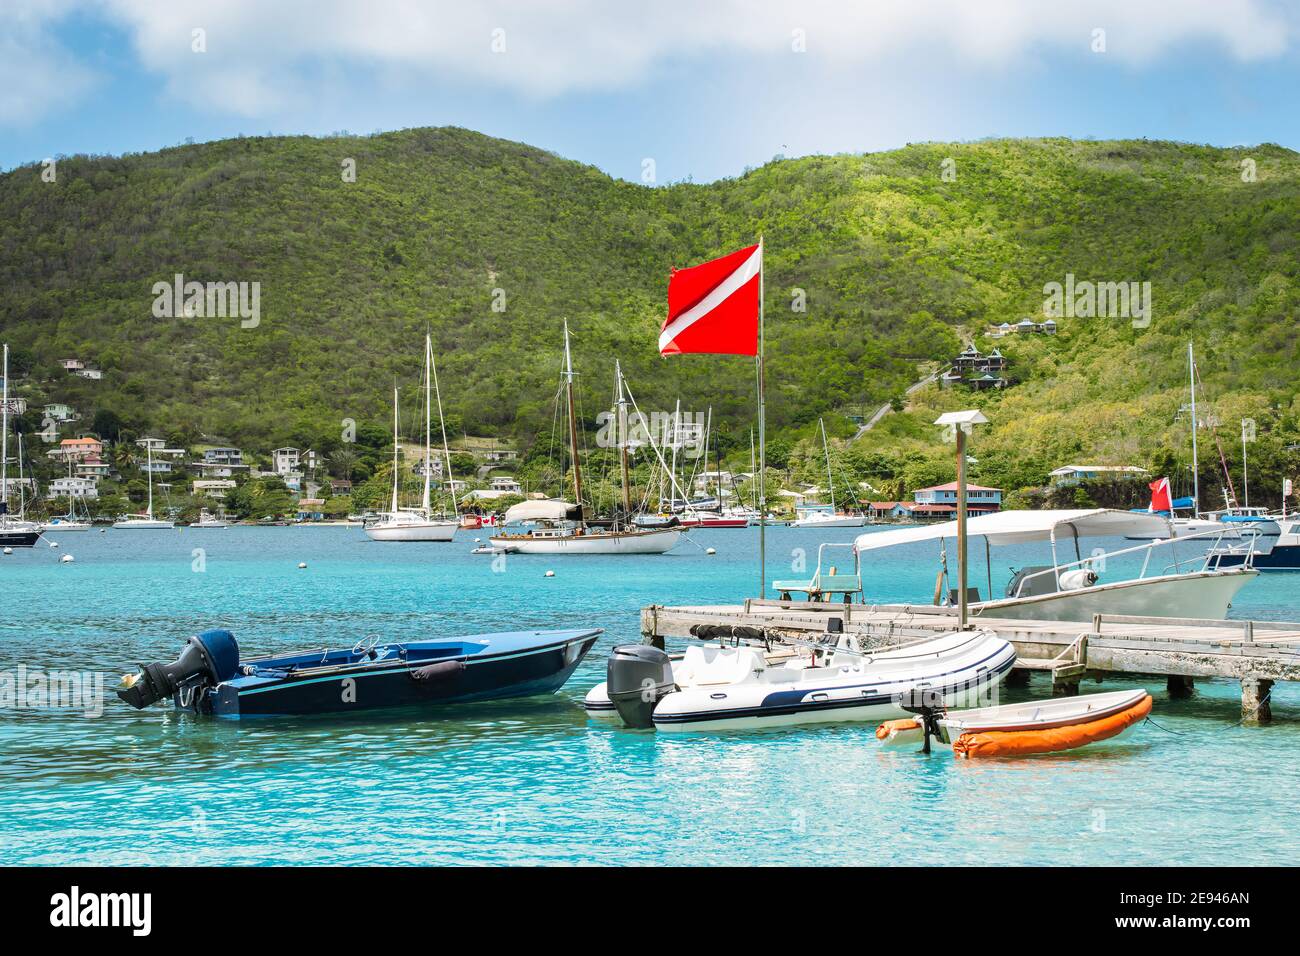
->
757, 236, 766, 599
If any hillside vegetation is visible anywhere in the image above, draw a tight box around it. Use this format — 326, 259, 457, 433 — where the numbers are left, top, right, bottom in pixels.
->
2, 129, 1298, 502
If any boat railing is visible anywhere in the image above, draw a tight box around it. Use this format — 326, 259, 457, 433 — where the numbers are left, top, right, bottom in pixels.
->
1009, 526, 1237, 598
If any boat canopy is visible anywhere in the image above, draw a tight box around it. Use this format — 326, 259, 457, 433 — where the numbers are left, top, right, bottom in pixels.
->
854, 508, 1172, 552
502, 499, 579, 523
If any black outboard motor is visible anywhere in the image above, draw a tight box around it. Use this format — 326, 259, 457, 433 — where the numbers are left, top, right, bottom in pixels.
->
606, 644, 675, 729
116, 629, 241, 709
896, 687, 947, 754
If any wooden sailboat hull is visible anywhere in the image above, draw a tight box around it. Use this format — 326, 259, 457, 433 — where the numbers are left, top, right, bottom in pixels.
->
490, 527, 683, 554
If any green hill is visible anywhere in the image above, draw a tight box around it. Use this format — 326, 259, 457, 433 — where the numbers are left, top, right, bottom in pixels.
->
2, 129, 1298, 502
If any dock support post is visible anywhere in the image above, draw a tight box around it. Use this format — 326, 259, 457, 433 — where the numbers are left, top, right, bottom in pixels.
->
1167, 675, 1195, 698
1241, 678, 1274, 725
1051, 673, 1080, 697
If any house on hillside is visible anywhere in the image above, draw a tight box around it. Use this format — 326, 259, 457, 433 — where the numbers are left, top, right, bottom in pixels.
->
48, 437, 103, 462
49, 476, 98, 499
911, 481, 1003, 516
1049, 464, 1148, 487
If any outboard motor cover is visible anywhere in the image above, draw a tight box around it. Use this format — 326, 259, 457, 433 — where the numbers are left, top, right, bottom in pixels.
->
116, 629, 240, 709
1057, 568, 1099, 591
606, 644, 674, 729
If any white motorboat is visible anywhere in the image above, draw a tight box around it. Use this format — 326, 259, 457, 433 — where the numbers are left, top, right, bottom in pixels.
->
853, 508, 1256, 623
589, 628, 1015, 732
487, 327, 684, 556
191, 509, 229, 529
365, 335, 460, 544
113, 439, 174, 529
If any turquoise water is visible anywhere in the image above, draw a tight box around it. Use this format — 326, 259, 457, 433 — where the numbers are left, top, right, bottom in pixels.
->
2, 525, 1298, 866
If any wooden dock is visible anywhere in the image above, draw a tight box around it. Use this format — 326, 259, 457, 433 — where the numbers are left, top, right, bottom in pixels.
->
640, 599, 1300, 723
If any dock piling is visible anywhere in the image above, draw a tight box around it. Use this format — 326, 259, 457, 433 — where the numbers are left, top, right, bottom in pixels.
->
1167, 675, 1196, 698
1241, 678, 1273, 725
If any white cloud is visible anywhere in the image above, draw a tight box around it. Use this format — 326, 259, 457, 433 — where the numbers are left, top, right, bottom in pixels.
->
0, 1, 98, 125
4, 0, 1294, 121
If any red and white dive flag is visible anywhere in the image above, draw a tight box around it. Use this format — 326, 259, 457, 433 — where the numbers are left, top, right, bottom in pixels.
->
1148, 477, 1172, 513
659, 242, 762, 355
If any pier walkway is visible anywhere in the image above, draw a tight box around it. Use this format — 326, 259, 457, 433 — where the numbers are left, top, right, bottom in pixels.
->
641, 599, 1300, 722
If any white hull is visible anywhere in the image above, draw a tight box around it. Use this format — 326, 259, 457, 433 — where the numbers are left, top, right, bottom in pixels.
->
365, 521, 458, 542
113, 518, 174, 529
192, 522, 229, 529
791, 514, 869, 528
491, 527, 682, 554
38, 521, 90, 532
590, 630, 1015, 732
977, 568, 1254, 622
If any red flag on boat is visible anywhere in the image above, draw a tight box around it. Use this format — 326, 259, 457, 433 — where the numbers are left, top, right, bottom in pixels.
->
1148, 476, 1172, 512
659, 242, 762, 355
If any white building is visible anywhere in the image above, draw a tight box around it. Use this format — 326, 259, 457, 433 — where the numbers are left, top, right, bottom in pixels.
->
271, 447, 301, 476
49, 476, 98, 499
489, 476, 522, 495
193, 479, 237, 499
60, 359, 85, 372
74, 368, 103, 380
43, 403, 76, 422
1049, 465, 1148, 487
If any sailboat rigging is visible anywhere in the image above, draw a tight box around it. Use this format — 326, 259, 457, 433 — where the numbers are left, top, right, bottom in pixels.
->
365, 334, 460, 542
488, 321, 683, 554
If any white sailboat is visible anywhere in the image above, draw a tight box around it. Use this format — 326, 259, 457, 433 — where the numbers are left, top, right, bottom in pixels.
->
1, 345, 43, 547
365, 335, 459, 542
489, 323, 682, 555
113, 440, 174, 529
790, 418, 869, 527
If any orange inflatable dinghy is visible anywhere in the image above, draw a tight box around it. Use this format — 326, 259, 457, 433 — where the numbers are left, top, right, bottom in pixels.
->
951, 693, 1152, 759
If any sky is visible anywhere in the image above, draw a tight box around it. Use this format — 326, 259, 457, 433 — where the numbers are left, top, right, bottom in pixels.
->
2, 0, 1299, 182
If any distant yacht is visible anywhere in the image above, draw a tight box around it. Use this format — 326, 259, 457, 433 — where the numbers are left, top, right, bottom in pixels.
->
1, 344, 42, 548
191, 508, 229, 529
113, 439, 174, 529
489, 325, 682, 555
365, 334, 459, 542
789, 418, 869, 527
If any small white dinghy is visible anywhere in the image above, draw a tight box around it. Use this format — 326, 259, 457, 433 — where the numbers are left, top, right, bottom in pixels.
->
876, 688, 1152, 757
589, 629, 1016, 733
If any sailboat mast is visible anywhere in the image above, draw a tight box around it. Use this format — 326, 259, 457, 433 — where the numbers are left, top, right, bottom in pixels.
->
563, 321, 584, 513
422, 334, 432, 513
16, 431, 24, 520
1242, 420, 1250, 509
1, 344, 8, 517
616, 360, 631, 517
1188, 341, 1199, 513
390, 386, 400, 514
430, 339, 458, 516
749, 428, 757, 511
820, 418, 836, 512
145, 441, 154, 518
669, 399, 680, 509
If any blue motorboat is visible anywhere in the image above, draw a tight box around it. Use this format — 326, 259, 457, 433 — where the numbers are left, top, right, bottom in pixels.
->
116, 627, 602, 717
